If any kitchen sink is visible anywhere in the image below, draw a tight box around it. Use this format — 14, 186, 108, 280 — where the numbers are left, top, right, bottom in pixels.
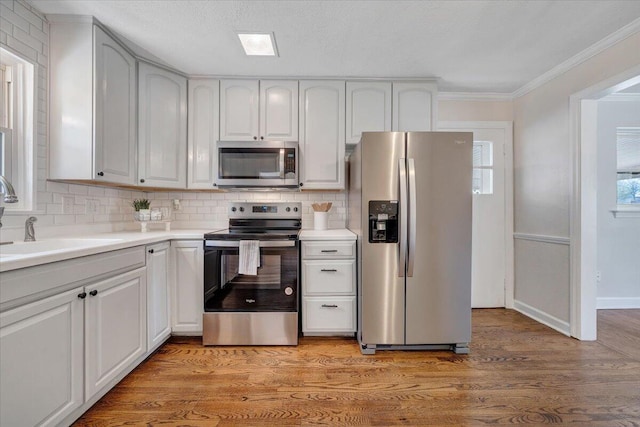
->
0, 238, 125, 256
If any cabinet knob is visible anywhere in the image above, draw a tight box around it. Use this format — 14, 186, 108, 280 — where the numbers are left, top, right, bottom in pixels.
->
148, 249, 154, 254
140, 179, 145, 183
253, 136, 257, 140
89, 290, 98, 297
78, 292, 87, 299
299, 183, 304, 187
97, 172, 104, 177
260, 136, 264, 140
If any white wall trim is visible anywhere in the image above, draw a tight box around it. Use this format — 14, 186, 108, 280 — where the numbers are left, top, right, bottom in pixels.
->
513, 233, 570, 245
513, 300, 571, 336
438, 121, 514, 309
513, 17, 640, 98
600, 93, 640, 102
569, 65, 640, 341
438, 92, 513, 101
597, 297, 640, 309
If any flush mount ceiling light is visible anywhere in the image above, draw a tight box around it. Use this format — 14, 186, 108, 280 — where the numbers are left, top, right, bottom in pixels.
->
237, 32, 278, 56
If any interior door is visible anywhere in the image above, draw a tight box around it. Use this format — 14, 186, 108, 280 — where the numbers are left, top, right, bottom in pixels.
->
439, 124, 508, 308
405, 132, 472, 345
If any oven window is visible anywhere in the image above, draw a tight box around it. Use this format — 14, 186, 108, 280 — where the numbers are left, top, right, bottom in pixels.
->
219, 148, 281, 179
204, 246, 298, 312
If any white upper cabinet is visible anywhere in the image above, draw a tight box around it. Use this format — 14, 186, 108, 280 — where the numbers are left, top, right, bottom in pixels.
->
346, 81, 392, 145
49, 20, 136, 185
299, 80, 345, 190
138, 62, 188, 188
220, 80, 298, 141
260, 80, 299, 141
188, 79, 220, 189
392, 81, 438, 131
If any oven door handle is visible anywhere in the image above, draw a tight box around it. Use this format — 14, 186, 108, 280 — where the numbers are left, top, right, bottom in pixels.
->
205, 240, 296, 248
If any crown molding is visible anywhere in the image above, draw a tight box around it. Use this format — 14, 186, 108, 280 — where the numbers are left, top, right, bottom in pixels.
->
438, 92, 513, 101
512, 17, 640, 98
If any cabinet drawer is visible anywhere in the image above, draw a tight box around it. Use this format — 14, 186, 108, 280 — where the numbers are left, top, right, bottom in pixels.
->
302, 296, 356, 333
303, 260, 355, 295
302, 241, 355, 259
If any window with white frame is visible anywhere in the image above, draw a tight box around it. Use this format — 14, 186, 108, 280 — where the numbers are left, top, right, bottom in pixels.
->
0, 47, 35, 211
472, 140, 493, 195
616, 127, 640, 205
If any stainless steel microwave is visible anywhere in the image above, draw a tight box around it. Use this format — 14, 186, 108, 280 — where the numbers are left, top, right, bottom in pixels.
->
214, 141, 299, 189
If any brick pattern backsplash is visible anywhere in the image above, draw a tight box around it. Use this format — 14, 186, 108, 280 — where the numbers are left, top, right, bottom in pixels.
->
147, 191, 347, 230
0, 1, 348, 241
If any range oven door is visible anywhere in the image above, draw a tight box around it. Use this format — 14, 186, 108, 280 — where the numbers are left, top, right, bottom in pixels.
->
204, 240, 298, 313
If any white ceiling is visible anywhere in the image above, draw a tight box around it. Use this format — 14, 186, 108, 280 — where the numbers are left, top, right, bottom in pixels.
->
30, 0, 640, 93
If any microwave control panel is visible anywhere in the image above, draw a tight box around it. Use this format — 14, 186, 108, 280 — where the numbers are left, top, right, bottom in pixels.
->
368, 200, 398, 243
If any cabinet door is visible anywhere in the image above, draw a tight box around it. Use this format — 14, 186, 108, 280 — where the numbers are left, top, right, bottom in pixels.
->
188, 79, 219, 189
85, 268, 147, 400
392, 82, 438, 131
260, 80, 298, 141
299, 80, 346, 190
346, 81, 392, 145
147, 242, 171, 352
170, 240, 204, 334
0, 287, 84, 427
138, 62, 187, 188
220, 80, 259, 141
94, 26, 136, 185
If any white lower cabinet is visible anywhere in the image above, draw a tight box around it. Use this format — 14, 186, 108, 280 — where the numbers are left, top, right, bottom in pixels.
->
146, 242, 171, 352
0, 287, 84, 427
301, 240, 357, 336
170, 240, 204, 334
85, 267, 147, 400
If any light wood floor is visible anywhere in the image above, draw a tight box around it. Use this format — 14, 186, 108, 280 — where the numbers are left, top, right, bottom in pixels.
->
73, 309, 640, 426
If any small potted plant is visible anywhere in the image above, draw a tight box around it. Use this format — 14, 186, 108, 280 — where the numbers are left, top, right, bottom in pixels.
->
132, 199, 151, 221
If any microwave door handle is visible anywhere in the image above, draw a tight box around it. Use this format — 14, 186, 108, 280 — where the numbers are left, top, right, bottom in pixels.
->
279, 149, 285, 179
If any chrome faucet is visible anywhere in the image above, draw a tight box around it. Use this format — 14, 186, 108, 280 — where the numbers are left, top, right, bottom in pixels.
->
0, 175, 19, 203
24, 216, 37, 242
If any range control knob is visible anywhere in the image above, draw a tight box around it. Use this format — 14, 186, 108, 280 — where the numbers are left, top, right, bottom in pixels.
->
231, 207, 237, 212
284, 287, 294, 296
293, 207, 299, 212
285, 207, 291, 212
239, 207, 245, 212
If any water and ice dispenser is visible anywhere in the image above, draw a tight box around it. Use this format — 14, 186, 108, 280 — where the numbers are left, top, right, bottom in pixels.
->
368, 201, 398, 243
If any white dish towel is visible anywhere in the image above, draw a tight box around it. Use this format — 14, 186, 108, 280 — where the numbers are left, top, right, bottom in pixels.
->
238, 240, 260, 275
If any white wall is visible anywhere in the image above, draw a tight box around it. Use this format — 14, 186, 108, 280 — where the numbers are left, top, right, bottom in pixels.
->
438, 99, 513, 122
513, 31, 640, 331
596, 98, 640, 308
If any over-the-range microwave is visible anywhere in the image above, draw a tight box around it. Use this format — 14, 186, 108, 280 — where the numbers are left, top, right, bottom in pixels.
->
214, 141, 299, 190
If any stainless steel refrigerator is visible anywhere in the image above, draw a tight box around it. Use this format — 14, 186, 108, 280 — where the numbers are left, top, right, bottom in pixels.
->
348, 131, 473, 354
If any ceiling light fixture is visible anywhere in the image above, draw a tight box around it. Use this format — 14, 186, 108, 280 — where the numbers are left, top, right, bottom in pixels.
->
237, 32, 278, 56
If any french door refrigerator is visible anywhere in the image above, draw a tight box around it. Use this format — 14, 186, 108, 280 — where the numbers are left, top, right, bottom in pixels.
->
348, 131, 473, 354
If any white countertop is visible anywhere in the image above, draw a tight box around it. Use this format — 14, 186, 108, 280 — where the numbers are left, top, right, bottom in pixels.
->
299, 228, 357, 241
0, 229, 212, 273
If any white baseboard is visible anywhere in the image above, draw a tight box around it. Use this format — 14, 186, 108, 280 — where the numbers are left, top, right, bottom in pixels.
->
513, 300, 571, 336
597, 297, 640, 309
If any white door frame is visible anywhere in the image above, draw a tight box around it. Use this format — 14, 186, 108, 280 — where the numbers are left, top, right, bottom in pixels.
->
438, 121, 514, 308
569, 65, 640, 340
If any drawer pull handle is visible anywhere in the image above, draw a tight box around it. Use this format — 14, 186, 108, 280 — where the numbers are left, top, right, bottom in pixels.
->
321, 304, 339, 308
320, 249, 338, 253
320, 269, 337, 272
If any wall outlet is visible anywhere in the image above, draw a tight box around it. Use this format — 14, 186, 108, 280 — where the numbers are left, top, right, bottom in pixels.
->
172, 199, 181, 210
62, 196, 74, 214
596, 271, 601, 282
85, 198, 100, 214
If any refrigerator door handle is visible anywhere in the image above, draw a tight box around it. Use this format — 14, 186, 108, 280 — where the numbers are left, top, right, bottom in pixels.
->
407, 158, 416, 277
398, 157, 407, 278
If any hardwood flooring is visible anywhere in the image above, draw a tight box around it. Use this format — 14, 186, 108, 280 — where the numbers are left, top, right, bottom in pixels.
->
73, 309, 640, 426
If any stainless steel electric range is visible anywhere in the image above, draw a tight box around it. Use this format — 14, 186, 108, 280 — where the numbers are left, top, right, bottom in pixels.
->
203, 202, 301, 345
